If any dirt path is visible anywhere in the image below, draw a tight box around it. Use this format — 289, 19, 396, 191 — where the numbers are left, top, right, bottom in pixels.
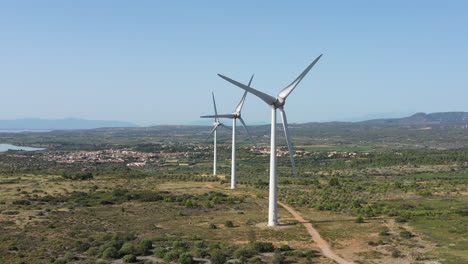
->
278, 202, 355, 264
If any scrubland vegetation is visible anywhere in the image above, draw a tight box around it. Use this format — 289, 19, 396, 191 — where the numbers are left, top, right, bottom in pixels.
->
0, 124, 466, 263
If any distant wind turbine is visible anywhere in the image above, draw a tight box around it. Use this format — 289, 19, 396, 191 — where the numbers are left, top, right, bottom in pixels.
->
218, 54, 322, 226
201, 75, 256, 189
202, 92, 231, 175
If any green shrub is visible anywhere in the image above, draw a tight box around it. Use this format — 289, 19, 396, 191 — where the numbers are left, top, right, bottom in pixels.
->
209, 223, 217, 229
102, 247, 118, 259
329, 177, 340, 186
75, 240, 90, 252
224, 220, 234, 227
248, 257, 264, 264
395, 217, 408, 223
3, 211, 20, 215
304, 250, 318, 257
119, 242, 135, 256
378, 231, 389, 236
164, 251, 180, 262
179, 253, 193, 264
252, 242, 274, 253
122, 254, 137, 263
138, 239, 153, 254
272, 252, 285, 264
100, 240, 123, 253
400, 230, 414, 239
279, 245, 291, 251
63, 252, 75, 261
233, 247, 255, 259
154, 247, 168, 258
86, 247, 98, 256
190, 247, 209, 258
391, 249, 400, 258
210, 250, 226, 264
172, 240, 188, 249
355, 216, 364, 223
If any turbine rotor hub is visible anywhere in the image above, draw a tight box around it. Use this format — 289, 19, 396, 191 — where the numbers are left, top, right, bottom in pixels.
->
273, 98, 285, 108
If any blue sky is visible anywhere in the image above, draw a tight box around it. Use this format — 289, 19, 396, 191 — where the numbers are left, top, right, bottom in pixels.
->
1, 1, 467, 125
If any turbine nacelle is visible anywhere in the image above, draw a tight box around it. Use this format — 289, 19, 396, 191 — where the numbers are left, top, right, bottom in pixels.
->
273, 98, 286, 109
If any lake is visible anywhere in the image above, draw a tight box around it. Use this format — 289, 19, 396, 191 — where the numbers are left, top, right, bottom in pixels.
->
0, 144, 45, 152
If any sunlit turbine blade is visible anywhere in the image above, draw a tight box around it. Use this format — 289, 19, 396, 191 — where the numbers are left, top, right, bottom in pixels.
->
239, 117, 256, 147
235, 91, 248, 114
218, 74, 276, 105
209, 124, 219, 135
235, 74, 255, 113
279, 108, 298, 177
201, 114, 237, 119
278, 54, 323, 100
212, 92, 219, 121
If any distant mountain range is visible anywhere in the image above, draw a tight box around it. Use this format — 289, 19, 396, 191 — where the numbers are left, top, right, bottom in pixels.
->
359, 112, 468, 125
0, 112, 466, 131
0, 118, 137, 130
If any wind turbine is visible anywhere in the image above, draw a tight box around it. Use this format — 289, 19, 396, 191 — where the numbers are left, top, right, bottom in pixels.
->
201, 75, 255, 189
218, 54, 322, 226
202, 92, 230, 175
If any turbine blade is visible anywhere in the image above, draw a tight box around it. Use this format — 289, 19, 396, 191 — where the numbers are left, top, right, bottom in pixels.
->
201, 114, 236, 119
212, 92, 219, 121
239, 117, 256, 147
218, 74, 276, 105
219, 123, 232, 131
234, 74, 254, 113
279, 108, 298, 177
235, 91, 248, 113
209, 124, 219, 135
278, 54, 323, 100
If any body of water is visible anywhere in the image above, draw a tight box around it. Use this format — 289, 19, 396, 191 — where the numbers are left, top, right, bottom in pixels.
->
0, 144, 45, 152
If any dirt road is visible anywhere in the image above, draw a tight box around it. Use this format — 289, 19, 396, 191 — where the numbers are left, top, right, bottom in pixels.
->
278, 202, 355, 264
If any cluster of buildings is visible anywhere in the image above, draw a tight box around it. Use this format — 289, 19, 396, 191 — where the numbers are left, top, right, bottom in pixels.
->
252, 146, 368, 159
41, 149, 187, 166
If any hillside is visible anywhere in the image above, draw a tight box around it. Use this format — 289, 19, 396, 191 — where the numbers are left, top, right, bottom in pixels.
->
0, 118, 137, 130
360, 112, 468, 125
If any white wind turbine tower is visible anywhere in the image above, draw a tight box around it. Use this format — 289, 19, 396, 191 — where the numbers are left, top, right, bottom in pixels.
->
203, 93, 231, 175
201, 75, 255, 189
218, 54, 322, 226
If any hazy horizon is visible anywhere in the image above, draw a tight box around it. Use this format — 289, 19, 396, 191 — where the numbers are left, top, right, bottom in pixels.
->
1, 1, 467, 126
